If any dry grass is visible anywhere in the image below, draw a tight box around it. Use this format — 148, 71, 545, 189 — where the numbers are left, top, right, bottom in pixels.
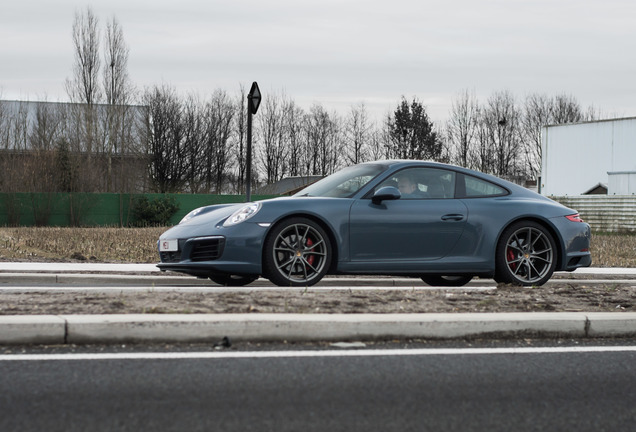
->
0, 227, 165, 263
590, 233, 636, 267
0, 227, 634, 266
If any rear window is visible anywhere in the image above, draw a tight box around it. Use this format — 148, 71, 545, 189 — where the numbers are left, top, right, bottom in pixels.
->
463, 175, 507, 197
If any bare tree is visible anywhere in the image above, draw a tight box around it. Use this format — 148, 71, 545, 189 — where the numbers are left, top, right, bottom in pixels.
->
143, 84, 188, 193
520, 93, 553, 179
446, 89, 478, 168
65, 6, 101, 191
473, 91, 524, 178
0, 100, 12, 152
205, 89, 236, 193
344, 102, 371, 164
325, 111, 345, 174
102, 15, 134, 191
283, 98, 304, 177
103, 16, 131, 106
302, 105, 343, 176
551, 93, 588, 124
9, 101, 29, 152
0, 101, 27, 194
66, 7, 101, 105
367, 126, 388, 161
258, 93, 288, 183
182, 94, 205, 193
29, 101, 64, 152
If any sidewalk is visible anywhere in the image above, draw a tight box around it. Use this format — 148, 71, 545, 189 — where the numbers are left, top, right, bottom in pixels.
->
1, 263, 635, 345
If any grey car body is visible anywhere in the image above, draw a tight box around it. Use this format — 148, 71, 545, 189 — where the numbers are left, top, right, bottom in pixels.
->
158, 160, 591, 287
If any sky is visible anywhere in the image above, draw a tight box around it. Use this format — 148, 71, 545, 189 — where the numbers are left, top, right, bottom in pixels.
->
2, 0, 636, 124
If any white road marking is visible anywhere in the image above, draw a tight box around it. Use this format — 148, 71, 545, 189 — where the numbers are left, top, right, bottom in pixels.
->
0, 285, 498, 292
2, 346, 636, 361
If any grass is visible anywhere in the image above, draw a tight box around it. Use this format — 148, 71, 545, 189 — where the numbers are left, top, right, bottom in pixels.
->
0, 227, 165, 263
589, 233, 636, 267
0, 227, 634, 267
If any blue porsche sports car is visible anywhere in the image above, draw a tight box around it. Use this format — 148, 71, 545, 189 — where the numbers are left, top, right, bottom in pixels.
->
158, 160, 591, 287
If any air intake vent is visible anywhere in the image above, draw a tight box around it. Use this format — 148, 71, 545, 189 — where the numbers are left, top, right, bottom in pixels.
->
190, 237, 225, 262
160, 250, 182, 263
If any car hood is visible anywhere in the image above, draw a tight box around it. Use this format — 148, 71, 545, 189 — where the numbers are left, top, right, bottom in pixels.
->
177, 203, 241, 227
160, 196, 354, 239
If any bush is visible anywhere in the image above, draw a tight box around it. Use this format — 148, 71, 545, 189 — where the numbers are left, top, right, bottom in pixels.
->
131, 195, 180, 227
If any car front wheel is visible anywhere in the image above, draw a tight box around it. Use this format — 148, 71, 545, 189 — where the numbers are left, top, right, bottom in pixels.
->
495, 221, 557, 286
263, 217, 331, 287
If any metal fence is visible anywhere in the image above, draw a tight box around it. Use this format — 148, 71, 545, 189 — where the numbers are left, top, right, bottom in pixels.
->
552, 195, 636, 232
0, 193, 277, 227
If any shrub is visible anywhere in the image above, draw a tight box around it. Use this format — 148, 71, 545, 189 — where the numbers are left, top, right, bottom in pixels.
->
131, 195, 180, 227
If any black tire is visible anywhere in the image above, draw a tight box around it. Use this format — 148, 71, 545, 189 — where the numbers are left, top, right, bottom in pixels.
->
209, 274, 258, 286
495, 221, 557, 286
263, 217, 331, 287
421, 275, 473, 287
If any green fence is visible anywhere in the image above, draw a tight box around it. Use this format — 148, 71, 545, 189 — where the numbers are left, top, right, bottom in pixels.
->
0, 193, 278, 227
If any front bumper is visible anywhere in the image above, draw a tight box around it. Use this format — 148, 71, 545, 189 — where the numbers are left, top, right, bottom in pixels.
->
157, 222, 269, 277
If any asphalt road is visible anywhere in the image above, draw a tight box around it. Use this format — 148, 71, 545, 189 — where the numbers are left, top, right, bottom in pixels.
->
1, 345, 636, 431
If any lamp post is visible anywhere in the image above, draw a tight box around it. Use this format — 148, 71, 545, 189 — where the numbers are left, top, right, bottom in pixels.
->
246, 81, 261, 202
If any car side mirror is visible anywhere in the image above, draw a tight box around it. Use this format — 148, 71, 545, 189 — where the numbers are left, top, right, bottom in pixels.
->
372, 186, 401, 205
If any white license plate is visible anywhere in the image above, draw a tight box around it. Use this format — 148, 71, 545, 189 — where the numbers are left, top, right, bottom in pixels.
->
159, 239, 178, 252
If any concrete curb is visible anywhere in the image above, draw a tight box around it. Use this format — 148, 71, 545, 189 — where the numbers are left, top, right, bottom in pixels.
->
2, 312, 636, 345
0, 315, 67, 344
2, 265, 635, 345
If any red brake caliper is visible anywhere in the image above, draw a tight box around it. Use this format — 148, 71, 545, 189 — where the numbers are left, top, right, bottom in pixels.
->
507, 248, 517, 271
306, 238, 315, 266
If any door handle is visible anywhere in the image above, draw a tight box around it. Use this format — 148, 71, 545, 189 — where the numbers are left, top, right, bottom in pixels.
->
441, 214, 464, 221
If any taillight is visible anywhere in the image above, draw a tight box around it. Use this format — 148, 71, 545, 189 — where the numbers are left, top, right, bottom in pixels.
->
565, 213, 584, 223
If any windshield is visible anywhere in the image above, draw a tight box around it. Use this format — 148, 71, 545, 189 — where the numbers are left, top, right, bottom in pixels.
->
294, 163, 387, 198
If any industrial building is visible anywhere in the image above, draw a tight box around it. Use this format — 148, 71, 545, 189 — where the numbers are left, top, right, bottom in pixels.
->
541, 117, 636, 196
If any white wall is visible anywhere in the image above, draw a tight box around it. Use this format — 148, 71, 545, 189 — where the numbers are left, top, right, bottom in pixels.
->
541, 117, 636, 196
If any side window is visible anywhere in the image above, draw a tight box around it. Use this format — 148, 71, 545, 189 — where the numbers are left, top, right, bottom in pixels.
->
463, 175, 507, 197
375, 167, 456, 199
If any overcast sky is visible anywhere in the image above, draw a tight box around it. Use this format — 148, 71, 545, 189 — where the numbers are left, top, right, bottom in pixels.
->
2, 0, 635, 123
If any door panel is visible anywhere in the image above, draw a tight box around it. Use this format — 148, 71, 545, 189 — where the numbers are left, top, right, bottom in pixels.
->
349, 198, 468, 263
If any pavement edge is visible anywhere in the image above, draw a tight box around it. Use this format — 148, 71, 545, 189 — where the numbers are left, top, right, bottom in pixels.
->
2, 312, 636, 345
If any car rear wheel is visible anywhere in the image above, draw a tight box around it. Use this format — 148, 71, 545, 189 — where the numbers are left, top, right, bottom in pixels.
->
421, 275, 473, 287
495, 221, 557, 286
264, 217, 331, 287
209, 274, 258, 286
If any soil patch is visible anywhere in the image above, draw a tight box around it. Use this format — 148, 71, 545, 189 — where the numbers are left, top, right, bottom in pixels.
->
1, 281, 634, 315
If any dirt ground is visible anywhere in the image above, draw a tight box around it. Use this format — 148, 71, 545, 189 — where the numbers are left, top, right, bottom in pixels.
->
1, 272, 635, 315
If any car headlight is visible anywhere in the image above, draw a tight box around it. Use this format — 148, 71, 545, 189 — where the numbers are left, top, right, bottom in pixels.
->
180, 207, 205, 224
223, 202, 261, 227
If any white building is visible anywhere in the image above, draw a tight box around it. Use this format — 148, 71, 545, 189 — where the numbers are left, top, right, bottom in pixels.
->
541, 117, 636, 196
